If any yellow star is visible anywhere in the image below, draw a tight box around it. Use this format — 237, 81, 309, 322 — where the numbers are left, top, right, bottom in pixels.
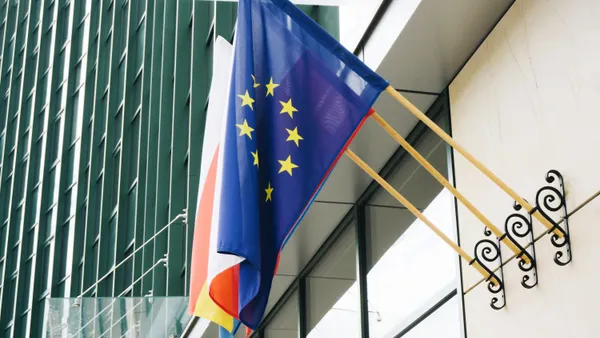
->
238, 90, 255, 110
265, 182, 274, 202
235, 119, 254, 139
278, 155, 298, 176
251, 75, 260, 88
279, 99, 298, 118
286, 127, 304, 147
265, 78, 280, 97
251, 150, 259, 167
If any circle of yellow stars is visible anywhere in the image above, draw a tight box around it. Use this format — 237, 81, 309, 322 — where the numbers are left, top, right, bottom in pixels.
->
236, 75, 303, 203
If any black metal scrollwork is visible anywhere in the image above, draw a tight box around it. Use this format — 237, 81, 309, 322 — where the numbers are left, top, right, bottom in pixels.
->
504, 201, 538, 289
471, 229, 506, 310
531, 170, 572, 266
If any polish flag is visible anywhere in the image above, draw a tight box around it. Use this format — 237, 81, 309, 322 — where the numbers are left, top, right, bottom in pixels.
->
188, 36, 243, 333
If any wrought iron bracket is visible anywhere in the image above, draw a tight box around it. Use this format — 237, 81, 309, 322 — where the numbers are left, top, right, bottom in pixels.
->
470, 228, 506, 310
503, 201, 538, 289
531, 170, 572, 266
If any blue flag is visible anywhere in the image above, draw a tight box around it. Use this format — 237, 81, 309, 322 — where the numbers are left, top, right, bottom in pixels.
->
212, 0, 388, 329
219, 319, 241, 338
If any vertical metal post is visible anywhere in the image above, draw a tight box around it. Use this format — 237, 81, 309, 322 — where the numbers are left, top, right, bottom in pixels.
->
73, 0, 101, 298
356, 205, 370, 338
17, 1, 54, 335
52, 0, 82, 300
141, 0, 165, 297
167, 0, 192, 297
97, 0, 121, 298
114, 0, 135, 298
134, 0, 154, 297
153, 0, 176, 297
443, 89, 468, 338
0, 0, 24, 332
14, 0, 54, 335
298, 277, 308, 338
29, 2, 61, 336
81, 0, 108, 301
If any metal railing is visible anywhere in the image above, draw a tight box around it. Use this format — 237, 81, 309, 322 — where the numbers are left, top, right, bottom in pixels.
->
78, 212, 186, 298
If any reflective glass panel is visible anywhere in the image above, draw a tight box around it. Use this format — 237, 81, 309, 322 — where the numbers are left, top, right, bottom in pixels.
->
45, 297, 191, 338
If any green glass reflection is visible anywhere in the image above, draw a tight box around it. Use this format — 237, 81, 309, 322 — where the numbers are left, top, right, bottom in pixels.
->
45, 296, 191, 338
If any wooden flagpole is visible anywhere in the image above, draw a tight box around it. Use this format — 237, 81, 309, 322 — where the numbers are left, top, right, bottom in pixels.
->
345, 149, 499, 286
370, 111, 530, 264
384, 86, 562, 238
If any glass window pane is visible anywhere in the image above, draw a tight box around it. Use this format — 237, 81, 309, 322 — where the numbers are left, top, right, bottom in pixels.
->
111, 149, 120, 207
307, 223, 359, 338
108, 216, 117, 263
114, 106, 123, 141
47, 167, 58, 203
66, 147, 76, 184
0, 225, 6, 263
71, 92, 83, 143
126, 186, 136, 243
23, 98, 33, 123
58, 223, 70, 279
136, 21, 145, 69
0, 133, 4, 159
402, 295, 462, 338
264, 289, 299, 338
93, 179, 102, 237
366, 112, 461, 338
118, 62, 125, 96
120, 3, 128, 53
367, 191, 459, 337
20, 259, 32, 311
123, 246, 133, 287
50, 115, 62, 163
74, 62, 83, 88
133, 77, 142, 112
25, 227, 36, 259
40, 243, 51, 293
44, 207, 55, 240
4, 277, 15, 319
30, 187, 40, 224
100, 45, 110, 87
128, 113, 139, 182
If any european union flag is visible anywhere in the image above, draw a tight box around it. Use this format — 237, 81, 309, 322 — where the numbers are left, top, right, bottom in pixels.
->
213, 0, 388, 329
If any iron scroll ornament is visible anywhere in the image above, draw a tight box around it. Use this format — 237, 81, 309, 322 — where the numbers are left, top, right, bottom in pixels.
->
470, 229, 506, 310
530, 170, 572, 266
503, 201, 538, 289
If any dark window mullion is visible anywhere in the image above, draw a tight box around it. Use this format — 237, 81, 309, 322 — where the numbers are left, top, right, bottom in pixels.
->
0, 0, 31, 332
96, 0, 122, 298
26, 0, 61, 335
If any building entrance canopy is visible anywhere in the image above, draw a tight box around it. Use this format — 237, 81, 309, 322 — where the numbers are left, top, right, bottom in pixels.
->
45, 297, 191, 338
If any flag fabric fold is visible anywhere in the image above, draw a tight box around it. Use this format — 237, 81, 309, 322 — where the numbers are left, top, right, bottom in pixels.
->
206, 0, 389, 329
189, 36, 243, 334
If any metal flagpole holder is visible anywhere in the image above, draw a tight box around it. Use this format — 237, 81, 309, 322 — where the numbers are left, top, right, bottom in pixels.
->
471, 170, 572, 309
470, 227, 506, 310
532, 170, 572, 266
503, 200, 538, 289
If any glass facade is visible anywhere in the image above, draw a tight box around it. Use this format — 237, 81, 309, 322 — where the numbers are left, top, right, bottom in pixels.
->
306, 222, 359, 338
0, 0, 465, 336
242, 92, 464, 338
45, 296, 192, 337
0, 1, 338, 337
